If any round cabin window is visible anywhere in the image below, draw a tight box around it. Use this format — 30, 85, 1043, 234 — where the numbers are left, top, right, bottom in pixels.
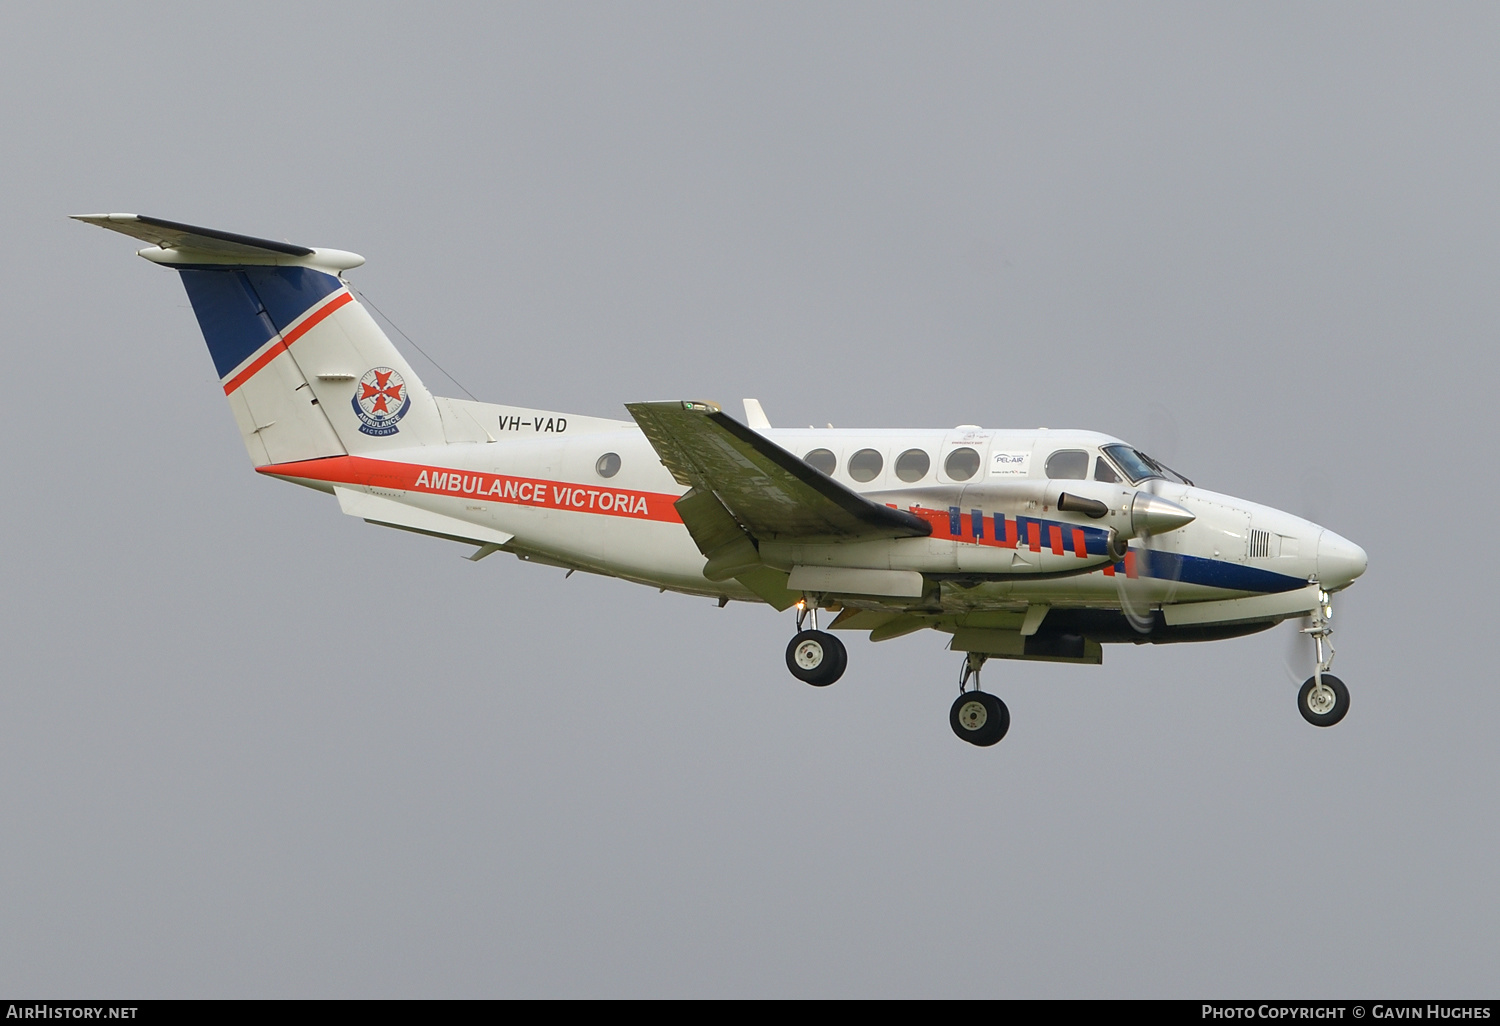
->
595, 452, 621, 478
944, 447, 981, 481
895, 448, 930, 482
804, 448, 837, 475
848, 448, 883, 482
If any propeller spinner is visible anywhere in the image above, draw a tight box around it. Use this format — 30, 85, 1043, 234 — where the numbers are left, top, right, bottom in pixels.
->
1131, 490, 1195, 537
1118, 487, 1195, 633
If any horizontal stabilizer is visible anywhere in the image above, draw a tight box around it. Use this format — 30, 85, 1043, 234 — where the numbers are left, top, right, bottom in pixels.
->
72, 213, 364, 271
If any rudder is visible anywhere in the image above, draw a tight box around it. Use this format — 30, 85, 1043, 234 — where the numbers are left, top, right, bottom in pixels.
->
75, 213, 449, 465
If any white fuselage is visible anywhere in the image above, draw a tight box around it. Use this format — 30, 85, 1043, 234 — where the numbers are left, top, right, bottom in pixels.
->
268, 399, 1367, 623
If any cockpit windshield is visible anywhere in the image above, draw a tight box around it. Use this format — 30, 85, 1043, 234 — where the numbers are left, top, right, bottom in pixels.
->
1100, 444, 1194, 486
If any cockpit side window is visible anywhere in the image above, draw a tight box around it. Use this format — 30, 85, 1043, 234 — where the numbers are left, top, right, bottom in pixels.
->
1044, 450, 1089, 480
1094, 456, 1120, 483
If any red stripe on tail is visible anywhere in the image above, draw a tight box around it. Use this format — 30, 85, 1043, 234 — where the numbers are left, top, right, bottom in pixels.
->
223, 291, 355, 396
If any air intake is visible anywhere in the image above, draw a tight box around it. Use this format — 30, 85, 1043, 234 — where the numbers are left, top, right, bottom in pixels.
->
1249, 529, 1271, 559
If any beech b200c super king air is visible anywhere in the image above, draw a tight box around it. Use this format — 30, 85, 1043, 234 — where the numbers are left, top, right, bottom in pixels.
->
77, 214, 1369, 747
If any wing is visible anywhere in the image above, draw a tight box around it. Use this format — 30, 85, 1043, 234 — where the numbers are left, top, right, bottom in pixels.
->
626, 400, 931, 542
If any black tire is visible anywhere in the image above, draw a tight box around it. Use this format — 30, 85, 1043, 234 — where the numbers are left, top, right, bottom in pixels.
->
950, 691, 1010, 746
1298, 674, 1350, 727
786, 630, 847, 687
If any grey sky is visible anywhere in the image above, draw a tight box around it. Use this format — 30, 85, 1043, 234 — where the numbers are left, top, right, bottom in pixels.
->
2, 2, 1496, 997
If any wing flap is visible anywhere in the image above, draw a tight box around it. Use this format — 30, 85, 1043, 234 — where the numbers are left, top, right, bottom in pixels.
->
674, 487, 761, 581
670, 485, 798, 607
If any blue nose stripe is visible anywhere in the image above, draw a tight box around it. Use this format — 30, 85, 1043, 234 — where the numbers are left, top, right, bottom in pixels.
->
1137, 551, 1306, 593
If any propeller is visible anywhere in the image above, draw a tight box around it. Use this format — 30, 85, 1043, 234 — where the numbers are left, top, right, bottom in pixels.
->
1115, 554, 1156, 632
1282, 614, 1316, 683
1283, 592, 1335, 683
1107, 408, 1194, 634
1114, 480, 1194, 634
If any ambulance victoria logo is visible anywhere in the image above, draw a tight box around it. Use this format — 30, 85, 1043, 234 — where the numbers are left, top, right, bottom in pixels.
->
352, 367, 411, 436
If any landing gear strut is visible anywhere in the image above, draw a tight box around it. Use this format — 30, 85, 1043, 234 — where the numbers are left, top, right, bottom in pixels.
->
950, 653, 1010, 747
785, 599, 846, 687
1297, 590, 1350, 727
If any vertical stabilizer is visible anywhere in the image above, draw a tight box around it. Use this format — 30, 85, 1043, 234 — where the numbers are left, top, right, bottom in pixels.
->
75, 214, 449, 465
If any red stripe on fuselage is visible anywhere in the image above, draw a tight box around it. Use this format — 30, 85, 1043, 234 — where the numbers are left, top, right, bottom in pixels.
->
258, 455, 684, 523
222, 291, 356, 396
915, 507, 1104, 565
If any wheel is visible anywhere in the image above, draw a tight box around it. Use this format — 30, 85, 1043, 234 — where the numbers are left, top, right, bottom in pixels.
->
786, 630, 847, 687
950, 691, 1010, 746
1298, 673, 1350, 727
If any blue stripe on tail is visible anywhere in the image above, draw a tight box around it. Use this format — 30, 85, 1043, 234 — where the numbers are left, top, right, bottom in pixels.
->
179, 266, 342, 378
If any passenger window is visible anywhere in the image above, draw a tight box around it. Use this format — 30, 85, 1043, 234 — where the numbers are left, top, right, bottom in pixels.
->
848, 448, 883, 482
1044, 450, 1089, 480
895, 448, 930, 483
804, 448, 837, 475
944, 447, 981, 481
595, 452, 621, 478
1044, 450, 1092, 480
1094, 456, 1120, 483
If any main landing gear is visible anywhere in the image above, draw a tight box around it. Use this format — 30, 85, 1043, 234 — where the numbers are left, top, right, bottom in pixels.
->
1297, 590, 1350, 728
785, 600, 846, 687
782, 602, 1011, 747
950, 653, 1010, 747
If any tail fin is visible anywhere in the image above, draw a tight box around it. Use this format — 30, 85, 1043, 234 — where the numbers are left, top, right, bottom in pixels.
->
74, 214, 448, 465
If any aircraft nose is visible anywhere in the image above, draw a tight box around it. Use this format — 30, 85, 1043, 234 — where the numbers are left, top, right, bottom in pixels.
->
1317, 529, 1368, 588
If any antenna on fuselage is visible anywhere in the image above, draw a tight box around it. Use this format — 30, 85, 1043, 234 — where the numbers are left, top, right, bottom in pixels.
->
742, 398, 771, 429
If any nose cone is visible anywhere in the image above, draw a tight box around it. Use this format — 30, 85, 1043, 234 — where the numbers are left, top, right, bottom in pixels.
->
1131, 491, 1196, 537
1317, 529, 1368, 588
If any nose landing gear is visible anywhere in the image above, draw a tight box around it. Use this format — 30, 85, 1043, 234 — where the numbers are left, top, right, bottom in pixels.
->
785, 599, 846, 687
1299, 673, 1349, 727
1297, 590, 1349, 727
950, 653, 1010, 747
